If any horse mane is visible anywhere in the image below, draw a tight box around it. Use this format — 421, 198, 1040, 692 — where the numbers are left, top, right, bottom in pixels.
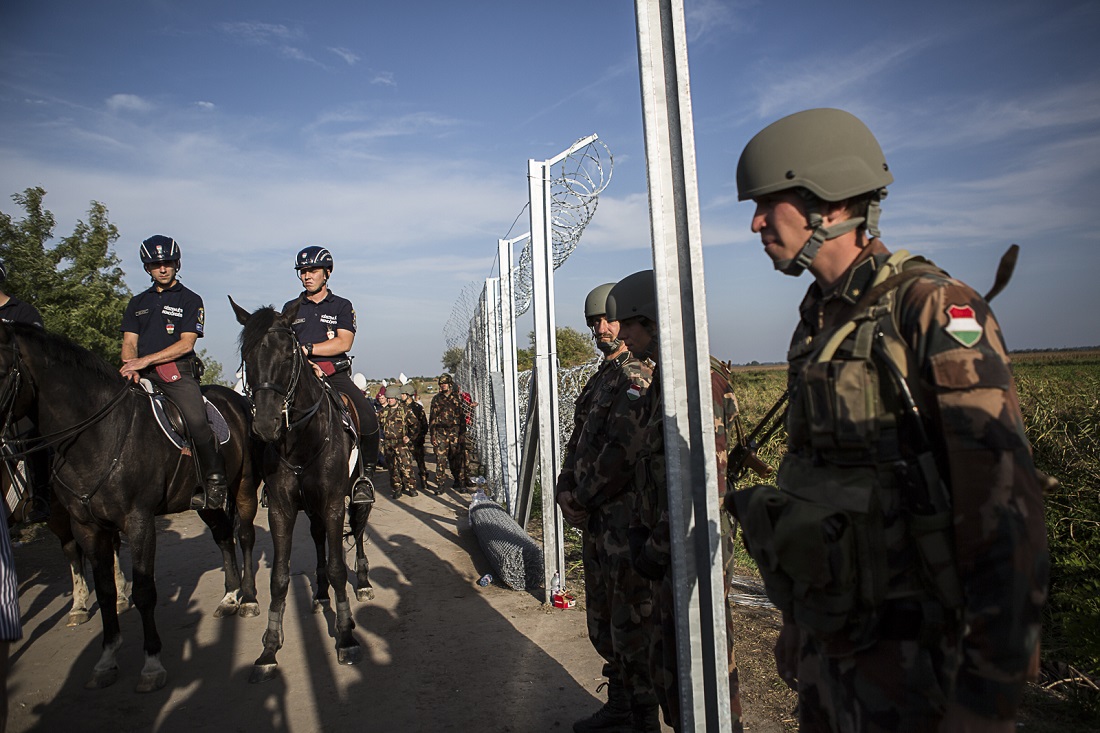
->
10, 322, 123, 386
238, 305, 280, 358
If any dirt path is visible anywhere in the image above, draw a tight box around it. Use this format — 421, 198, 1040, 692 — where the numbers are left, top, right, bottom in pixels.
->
8, 466, 621, 733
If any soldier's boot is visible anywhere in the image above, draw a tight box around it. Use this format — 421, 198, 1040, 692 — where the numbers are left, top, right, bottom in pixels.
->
630, 704, 661, 733
192, 437, 228, 511
573, 680, 632, 733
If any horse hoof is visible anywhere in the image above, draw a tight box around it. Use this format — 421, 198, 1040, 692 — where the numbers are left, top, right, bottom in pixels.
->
135, 668, 168, 693
85, 667, 119, 689
337, 646, 361, 666
117, 598, 133, 615
67, 610, 92, 627
214, 602, 239, 618
239, 603, 261, 619
249, 664, 279, 684
356, 588, 375, 602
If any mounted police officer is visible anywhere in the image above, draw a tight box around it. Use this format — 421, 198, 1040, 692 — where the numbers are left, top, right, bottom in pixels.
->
732, 108, 1049, 732
120, 236, 226, 510
283, 245, 379, 505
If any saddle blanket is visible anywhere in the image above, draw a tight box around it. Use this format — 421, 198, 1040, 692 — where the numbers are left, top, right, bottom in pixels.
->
139, 383, 231, 450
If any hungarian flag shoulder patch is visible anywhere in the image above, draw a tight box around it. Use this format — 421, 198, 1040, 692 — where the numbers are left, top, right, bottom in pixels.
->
945, 304, 983, 347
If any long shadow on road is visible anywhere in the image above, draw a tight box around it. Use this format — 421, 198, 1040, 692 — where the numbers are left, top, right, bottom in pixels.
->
9, 472, 600, 732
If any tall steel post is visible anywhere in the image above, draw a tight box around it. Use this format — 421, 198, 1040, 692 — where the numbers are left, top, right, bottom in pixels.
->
527, 158, 565, 603
634, 1, 731, 731
498, 236, 524, 516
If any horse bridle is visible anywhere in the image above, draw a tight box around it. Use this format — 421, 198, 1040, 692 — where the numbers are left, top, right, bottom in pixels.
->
245, 326, 325, 431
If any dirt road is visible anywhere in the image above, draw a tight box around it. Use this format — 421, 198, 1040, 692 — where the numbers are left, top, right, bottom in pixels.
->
8, 469, 617, 733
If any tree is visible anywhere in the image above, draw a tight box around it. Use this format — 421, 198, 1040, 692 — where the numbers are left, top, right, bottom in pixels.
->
516, 326, 596, 372
197, 348, 231, 387
1, 187, 132, 365
441, 346, 464, 373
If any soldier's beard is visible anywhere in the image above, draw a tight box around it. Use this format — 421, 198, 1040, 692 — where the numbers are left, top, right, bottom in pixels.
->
596, 337, 623, 355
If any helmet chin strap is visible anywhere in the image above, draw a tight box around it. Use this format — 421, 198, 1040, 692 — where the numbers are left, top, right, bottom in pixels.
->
775, 190, 886, 277
596, 337, 623, 355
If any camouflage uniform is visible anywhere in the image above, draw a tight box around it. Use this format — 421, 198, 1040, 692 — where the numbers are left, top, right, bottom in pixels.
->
406, 397, 429, 491
381, 402, 417, 497
636, 360, 745, 732
770, 241, 1048, 731
555, 350, 635, 701
429, 389, 467, 488
571, 354, 660, 718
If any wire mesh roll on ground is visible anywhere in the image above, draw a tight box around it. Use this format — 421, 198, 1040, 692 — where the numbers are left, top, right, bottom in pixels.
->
469, 500, 544, 591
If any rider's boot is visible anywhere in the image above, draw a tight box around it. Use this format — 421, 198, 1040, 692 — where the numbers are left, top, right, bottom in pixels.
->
573, 679, 633, 733
351, 465, 375, 506
192, 437, 228, 511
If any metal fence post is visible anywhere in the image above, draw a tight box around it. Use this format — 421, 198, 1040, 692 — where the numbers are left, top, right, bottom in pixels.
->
634, 0, 732, 730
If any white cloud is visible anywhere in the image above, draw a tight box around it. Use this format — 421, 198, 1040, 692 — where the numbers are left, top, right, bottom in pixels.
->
106, 93, 154, 114
195, 101, 216, 110
216, 21, 301, 44
330, 47, 360, 65
371, 71, 396, 87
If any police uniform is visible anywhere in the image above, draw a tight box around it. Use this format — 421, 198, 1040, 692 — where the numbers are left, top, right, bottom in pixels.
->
120, 279, 221, 498
0, 297, 43, 328
283, 291, 379, 448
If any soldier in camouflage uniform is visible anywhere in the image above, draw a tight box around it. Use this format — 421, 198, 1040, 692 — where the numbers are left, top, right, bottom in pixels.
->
563, 281, 662, 732
731, 108, 1048, 732
555, 283, 644, 733
608, 270, 744, 733
392, 385, 420, 498
429, 373, 467, 491
402, 383, 430, 494
380, 385, 413, 499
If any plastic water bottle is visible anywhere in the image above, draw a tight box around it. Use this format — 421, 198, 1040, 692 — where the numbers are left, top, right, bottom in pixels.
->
551, 572, 561, 595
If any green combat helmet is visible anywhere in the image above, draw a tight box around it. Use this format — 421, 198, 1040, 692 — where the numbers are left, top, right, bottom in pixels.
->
584, 282, 616, 319
585, 282, 624, 355
438, 373, 454, 386
606, 269, 657, 324
400, 383, 416, 397
736, 108, 893, 276
385, 385, 401, 399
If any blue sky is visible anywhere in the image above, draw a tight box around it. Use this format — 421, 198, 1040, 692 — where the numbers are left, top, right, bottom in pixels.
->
3, 1, 1099, 379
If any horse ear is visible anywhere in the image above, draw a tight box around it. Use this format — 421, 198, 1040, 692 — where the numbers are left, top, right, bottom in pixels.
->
281, 298, 302, 324
228, 295, 251, 326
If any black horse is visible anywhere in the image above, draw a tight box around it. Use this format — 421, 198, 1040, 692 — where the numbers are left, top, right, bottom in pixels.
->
231, 298, 373, 683
0, 321, 261, 692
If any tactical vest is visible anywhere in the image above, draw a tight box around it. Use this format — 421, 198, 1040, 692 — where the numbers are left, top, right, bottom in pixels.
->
740, 250, 963, 651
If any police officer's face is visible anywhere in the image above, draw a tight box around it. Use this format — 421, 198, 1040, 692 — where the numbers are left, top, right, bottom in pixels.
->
587, 315, 620, 345
751, 190, 813, 267
298, 266, 328, 295
618, 317, 652, 356
145, 261, 178, 288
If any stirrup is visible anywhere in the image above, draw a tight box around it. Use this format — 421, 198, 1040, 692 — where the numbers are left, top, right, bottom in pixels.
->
350, 476, 375, 505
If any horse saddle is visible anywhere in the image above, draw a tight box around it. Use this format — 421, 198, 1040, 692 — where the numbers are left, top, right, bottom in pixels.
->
338, 394, 359, 439
138, 379, 231, 450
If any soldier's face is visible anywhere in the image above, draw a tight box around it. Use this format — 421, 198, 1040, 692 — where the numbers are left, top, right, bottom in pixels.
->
439, 382, 452, 394
618, 317, 652, 356
751, 190, 812, 268
587, 315, 620, 345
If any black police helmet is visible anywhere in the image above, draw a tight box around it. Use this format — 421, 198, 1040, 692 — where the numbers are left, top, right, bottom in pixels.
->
140, 235, 182, 268
295, 246, 334, 272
